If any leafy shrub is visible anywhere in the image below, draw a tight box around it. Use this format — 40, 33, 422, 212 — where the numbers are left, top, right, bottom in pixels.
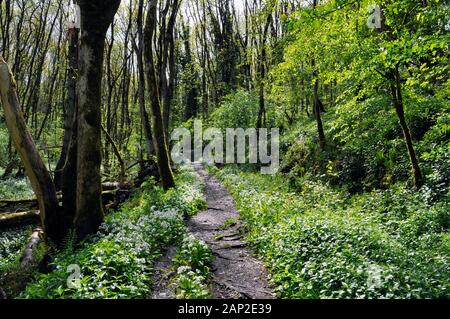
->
173, 235, 213, 278
0, 227, 33, 272
208, 89, 259, 130
0, 177, 34, 200
172, 235, 212, 299
0, 124, 10, 168
173, 266, 210, 299
277, 85, 450, 193
420, 112, 450, 200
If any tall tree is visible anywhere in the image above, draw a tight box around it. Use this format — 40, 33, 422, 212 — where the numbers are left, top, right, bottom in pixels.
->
312, 0, 326, 149
54, 13, 79, 192
144, 0, 175, 190
75, 0, 121, 239
133, 0, 155, 159
144, 0, 175, 189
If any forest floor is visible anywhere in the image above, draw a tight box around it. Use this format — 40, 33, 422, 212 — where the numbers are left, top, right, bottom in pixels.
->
151, 163, 275, 299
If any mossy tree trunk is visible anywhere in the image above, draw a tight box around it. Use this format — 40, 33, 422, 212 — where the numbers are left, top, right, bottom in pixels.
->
144, 0, 175, 190
75, 0, 121, 239
134, 0, 155, 159
55, 26, 79, 193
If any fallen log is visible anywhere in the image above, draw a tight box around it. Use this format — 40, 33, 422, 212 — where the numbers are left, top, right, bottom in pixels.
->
0, 183, 116, 205
0, 188, 133, 229
0, 198, 39, 205
0, 228, 43, 299
20, 228, 43, 268
0, 186, 128, 213
0, 211, 40, 229
0, 194, 63, 213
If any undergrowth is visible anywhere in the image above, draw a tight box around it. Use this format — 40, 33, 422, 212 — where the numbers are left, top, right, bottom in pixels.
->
172, 235, 213, 299
213, 166, 450, 299
21, 166, 206, 299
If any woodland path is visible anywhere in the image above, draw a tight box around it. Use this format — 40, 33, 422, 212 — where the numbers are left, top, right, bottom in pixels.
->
151, 163, 275, 299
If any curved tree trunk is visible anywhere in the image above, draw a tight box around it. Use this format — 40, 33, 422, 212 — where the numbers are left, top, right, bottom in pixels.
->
0, 56, 62, 245
312, 66, 326, 150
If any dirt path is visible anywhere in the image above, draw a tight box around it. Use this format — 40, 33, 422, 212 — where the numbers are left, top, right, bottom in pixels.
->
151, 164, 275, 299
187, 163, 275, 299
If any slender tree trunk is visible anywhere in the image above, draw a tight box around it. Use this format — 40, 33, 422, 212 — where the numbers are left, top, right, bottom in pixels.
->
55, 27, 79, 191
312, 63, 326, 149
61, 24, 79, 233
0, 57, 62, 245
75, 0, 121, 240
101, 125, 125, 185
134, 0, 154, 159
256, 8, 272, 129
144, 0, 175, 190
311, 0, 326, 149
161, 0, 180, 136
391, 67, 423, 189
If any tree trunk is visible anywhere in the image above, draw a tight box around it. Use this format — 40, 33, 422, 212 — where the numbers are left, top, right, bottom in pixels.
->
144, 0, 175, 190
313, 66, 326, 149
134, 0, 155, 159
0, 56, 62, 245
161, 0, 180, 136
54, 27, 79, 191
311, 0, 326, 149
391, 67, 423, 189
75, 0, 121, 240
101, 125, 125, 185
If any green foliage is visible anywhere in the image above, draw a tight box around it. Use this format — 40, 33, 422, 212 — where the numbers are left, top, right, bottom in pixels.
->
215, 167, 449, 299
173, 235, 213, 277
172, 235, 213, 299
0, 124, 9, 168
218, 218, 237, 231
0, 176, 34, 200
420, 113, 450, 200
208, 89, 260, 129
0, 227, 33, 273
268, 0, 450, 191
21, 166, 206, 299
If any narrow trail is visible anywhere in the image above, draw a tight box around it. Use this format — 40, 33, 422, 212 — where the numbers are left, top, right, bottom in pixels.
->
152, 163, 275, 299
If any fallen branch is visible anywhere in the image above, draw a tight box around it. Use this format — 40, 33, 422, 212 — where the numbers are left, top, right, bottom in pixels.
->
20, 228, 43, 268
0, 228, 44, 299
0, 198, 39, 205
0, 189, 132, 229
0, 211, 40, 229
